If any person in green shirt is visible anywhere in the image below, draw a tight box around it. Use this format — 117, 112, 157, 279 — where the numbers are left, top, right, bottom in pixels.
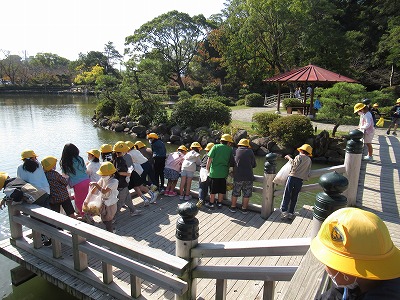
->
205, 134, 234, 209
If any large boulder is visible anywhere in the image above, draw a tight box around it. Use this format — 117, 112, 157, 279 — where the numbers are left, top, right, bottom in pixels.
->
170, 125, 182, 136
114, 123, 125, 132
233, 129, 248, 144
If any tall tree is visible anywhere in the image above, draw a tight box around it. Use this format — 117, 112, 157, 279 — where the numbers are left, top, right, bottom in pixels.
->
125, 10, 210, 89
375, 16, 400, 86
103, 41, 123, 73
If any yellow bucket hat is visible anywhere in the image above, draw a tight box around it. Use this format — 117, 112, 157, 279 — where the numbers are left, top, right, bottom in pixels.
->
311, 207, 400, 280
353, 103, 366, 113
204, 143, 214, 151
190, 142, 202, 150
220, 134, 233, 143
113, 141, 130, 153
87, 149, 100, 159
396, 98, 400, 104
100, 144, 113, 153
177, 145, 188, 152
21, 149, 38, 160
96, 162, 117, 176
125, 141, 135, 149
0, 172, 8, 190
147, 132, 159, 139
41, 156, 58, 172
297, 144, 313, 157
237, 139, 250, 148
134, 141, 146, 149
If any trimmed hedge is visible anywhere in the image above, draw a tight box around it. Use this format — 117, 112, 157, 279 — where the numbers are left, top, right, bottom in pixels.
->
269, 115, 314, 148
252, 112, 281, 136
171, 99, 231, 128
282, 98, 303, 109
245, 93, 264, 107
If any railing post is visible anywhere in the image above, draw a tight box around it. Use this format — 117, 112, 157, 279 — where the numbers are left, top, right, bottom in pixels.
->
311, 171, 349, 237
72, 233, 88, 272
175, 202, 199, 300
342, 130, 363, 206
261, 153, 277, 219
8, 204, 23, 245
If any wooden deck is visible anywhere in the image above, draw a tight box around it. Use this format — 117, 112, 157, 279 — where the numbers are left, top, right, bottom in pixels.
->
0, 196, 314, 300
1, 133, 400, 299
356, 134, 400, 248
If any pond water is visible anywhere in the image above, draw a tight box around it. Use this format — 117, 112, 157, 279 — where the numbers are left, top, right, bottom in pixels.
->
0, 94, 330, 298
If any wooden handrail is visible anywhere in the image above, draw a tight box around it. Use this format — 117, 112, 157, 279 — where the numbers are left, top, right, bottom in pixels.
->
191, 238, 310, 258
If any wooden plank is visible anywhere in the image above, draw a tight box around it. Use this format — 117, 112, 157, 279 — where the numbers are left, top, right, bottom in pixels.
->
191, 238, 310, 258
79, 242, 188, 295
281, 250, 327, 300
12, 204, 189, 275
193, 266, 296, 281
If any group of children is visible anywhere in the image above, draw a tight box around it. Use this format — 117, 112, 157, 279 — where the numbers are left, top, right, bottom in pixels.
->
0, 131, 318, 242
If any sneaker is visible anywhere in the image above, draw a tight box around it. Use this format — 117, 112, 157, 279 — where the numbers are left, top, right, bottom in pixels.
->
196, 199, 204, 208
164, 190, 171, 196
169, 191, 177, 196
179, 195, 185, 201
216, 202, 223, 209
205, 202, 215, 209
362, 155, 373, 161
393, 132, 397, 136
159, 188, 165, 195
240, 208, 249, 215
229, 206, 237, 213
141, 195, 150, 206
287, 213, 295, 220
184, 195, 192, 200
150, 184, 158, 192
149, 191, 158, 203
130, 209, 142, 216
387, 130, 390, 135
280, 211, 288, 220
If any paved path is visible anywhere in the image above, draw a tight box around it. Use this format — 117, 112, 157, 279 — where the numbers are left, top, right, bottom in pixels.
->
231, 106, 389, 135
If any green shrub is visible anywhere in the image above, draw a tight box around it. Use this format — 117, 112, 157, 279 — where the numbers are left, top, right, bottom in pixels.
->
282, 98, 302, 109
239, 88, 250, 99
96, 98, 115, 117
269, 115, 314, 148
115, 97, 131, 117
252, 112, 281, 136
245, 93, 264, 107
236, 99, 246, 106
178, 90, 191, 101
203, 84, 219, 98
211, 96, 234, 106
130, 96, 165, 126
171, 99, 231, 128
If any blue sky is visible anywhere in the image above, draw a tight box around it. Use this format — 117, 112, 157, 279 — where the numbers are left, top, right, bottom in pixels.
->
2, 0, 226, 61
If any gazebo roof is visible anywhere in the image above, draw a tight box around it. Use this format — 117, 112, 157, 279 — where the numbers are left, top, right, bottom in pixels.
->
264, 64, 358, 83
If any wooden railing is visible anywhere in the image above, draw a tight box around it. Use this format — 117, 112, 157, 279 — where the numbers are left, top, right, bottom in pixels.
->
264, 93, 292, 106
190, 238, 310, 300
7, 203, 189, 299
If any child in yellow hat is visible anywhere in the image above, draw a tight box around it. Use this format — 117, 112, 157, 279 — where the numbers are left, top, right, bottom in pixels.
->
280, 144, 312, 220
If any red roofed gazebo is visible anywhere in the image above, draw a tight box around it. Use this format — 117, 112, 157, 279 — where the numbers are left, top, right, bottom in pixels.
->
264, 64, 358, 115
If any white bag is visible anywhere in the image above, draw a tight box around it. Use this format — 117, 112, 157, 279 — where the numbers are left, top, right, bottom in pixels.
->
273, 161, 292, 185
199, 168, 209, 182
83, 187, 102, 215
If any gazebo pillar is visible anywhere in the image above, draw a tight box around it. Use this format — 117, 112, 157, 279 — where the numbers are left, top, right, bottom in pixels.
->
276, 83, 282, 114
